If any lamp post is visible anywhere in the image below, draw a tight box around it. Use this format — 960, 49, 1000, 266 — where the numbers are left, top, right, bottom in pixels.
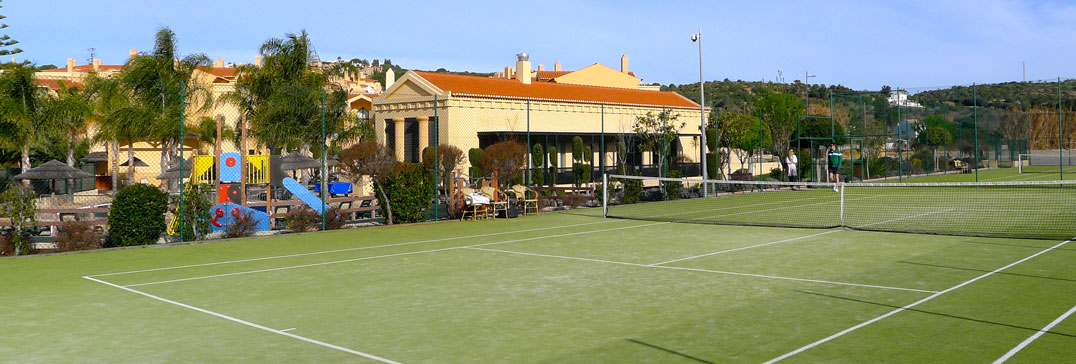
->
692, 29, 707, 195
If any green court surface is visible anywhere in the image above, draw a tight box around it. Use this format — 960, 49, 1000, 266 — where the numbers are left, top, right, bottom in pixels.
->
880, 166, 1073, 183
2, 210, 1074, 363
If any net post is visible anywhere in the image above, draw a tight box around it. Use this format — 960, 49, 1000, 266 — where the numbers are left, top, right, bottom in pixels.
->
838, 182, 845, 227
602, 172, 609, 218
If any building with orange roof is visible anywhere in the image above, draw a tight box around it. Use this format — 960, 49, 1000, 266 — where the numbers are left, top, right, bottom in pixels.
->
373, 53, 707, 182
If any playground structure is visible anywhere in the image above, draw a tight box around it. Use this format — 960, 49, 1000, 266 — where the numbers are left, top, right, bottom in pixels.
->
166, 151, 345, 236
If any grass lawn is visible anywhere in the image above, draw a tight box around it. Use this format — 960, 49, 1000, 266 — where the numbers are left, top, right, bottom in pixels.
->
2, 210, 1074, 363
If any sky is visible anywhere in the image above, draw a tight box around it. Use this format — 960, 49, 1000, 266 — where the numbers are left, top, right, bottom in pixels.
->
7, 0, 1076, 91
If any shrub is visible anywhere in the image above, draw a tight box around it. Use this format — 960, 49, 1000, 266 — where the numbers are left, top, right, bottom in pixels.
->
531, 144, 544, 186
171, 184, 214, 241
108, 184, 168, 247
622, 178, 643, 204
225, 210, 259, 238
324, 207, 348, 230
481, 141, 527, 186
1, 230, 17, 256
563, 193, 588, 209
377, 163, 434, 224
665, 170, 683, 200
911, 158, 923, 171
769, 167, 783, 180
468, 148, 484, 178
547, 146, 558, 187
286, 207, 321, 232
583, 145, 593, 184
55, 221, 104, 252
422, 144, 466, 189
0, 183, 36, 255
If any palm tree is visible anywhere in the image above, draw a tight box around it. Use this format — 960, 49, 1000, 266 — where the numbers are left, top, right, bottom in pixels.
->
84, 74, 130, 191
43, 82, 91, 167
192, 116, 234, 154
0, 65, 46, 174
121, 28, 212, 190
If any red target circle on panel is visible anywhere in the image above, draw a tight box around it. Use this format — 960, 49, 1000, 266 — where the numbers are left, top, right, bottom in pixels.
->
225, 157, 237, 167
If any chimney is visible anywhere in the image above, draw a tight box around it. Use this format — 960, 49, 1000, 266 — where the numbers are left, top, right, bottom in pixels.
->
515, 53, 531, 84
620, 54, 628, 73
129, 48, 138, 60
504, 66, 512, 79
9, 57, 14, 64
538, 64, 544, 72
554, 61, 561, 71
66, 58, 75, 74
93, 59, 102, 72
254, 55, 262, 67
214, 56, 224, 68
385, 68, 396, 89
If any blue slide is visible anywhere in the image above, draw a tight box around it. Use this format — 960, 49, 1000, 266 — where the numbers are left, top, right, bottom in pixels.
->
282, 177, 328, 214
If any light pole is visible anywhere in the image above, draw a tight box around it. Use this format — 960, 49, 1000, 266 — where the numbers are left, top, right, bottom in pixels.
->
692, 29, 707, 194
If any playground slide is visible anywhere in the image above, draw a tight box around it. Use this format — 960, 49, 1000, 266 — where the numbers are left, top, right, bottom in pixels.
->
282, 177, 328, 214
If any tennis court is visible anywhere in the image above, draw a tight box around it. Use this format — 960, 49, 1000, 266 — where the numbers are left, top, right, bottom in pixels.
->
3, 181, 1074, 363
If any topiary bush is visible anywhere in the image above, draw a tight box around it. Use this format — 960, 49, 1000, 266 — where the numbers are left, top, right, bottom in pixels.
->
547, 145, 558, 187
531, 143, 544, 187
468, 148, 484, 178
108, 184, 168, 246
377, 162, 434, 224
665, 170, 683, 200
583, 145, 593, 184
622, 178, 643, 204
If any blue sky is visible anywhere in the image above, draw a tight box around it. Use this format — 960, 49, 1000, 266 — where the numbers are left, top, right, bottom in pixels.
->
8, 0, 1076, 90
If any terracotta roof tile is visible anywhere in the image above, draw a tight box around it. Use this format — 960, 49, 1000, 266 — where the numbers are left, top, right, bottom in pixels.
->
196, 66, 238, 78
41, 65, 123, 73
33, 78, 83, 90
413, 71, 696, 108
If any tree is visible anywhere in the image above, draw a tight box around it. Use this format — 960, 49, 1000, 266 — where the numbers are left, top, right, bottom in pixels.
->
338, 141, 398, 224
0, 1, 22, 62
723, 111, 770, 174
481, 141, 526, 186
43, 83, 91, 168
531, 143, 544, 186
84, 74, 131, 190
547, 145, 558, 187
192, 116, 235, 154
0, 183, 34, 255
633, 109, 685, 178
421, 144, 465, 190
754, 88, 804, 176
916, 115, 955, 170
121, 28, 212, 190
0, 65, 45, 174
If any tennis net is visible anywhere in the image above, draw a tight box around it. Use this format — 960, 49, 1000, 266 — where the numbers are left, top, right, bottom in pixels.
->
602, 174, 1076, 240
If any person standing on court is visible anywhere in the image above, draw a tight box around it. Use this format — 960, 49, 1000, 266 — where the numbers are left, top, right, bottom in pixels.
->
785, 149, 799, 190
827, 143, 842, 192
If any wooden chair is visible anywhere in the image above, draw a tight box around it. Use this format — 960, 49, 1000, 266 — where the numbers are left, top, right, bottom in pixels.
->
337, 201, 353, 220
481, 186, 509, 219
459, 187, 488, 221
510, 185, 539, 216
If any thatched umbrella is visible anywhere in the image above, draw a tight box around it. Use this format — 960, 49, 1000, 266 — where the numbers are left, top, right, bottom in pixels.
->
280, 152, 321, 170
119, 157, 149, 167
156, 158, 194, 180
14, 160, 93, 196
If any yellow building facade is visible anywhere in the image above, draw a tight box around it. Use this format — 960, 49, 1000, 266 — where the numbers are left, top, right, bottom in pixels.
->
372, 54, 708, 182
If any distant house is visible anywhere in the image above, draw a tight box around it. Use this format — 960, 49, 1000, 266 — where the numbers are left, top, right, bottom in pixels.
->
887, 90, 923, 108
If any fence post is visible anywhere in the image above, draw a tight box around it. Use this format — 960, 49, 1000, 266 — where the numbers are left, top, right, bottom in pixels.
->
320, 89, 326, 231
178, 81, 185, 242
602, 172, 608, 218
433, 95, 439, 220
600, 104, 605, 182
1059, 77, 1064, 181
974, 83, 979, 181
526, 99, 531, 187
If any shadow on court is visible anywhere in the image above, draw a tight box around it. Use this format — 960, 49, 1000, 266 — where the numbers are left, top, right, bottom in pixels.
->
794, 290, 1076, 338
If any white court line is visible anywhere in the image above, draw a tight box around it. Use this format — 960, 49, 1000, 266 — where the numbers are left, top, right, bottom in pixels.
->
96, 192, 832, 279
121, 193, 841, 288
466, 247, 936, 294
992, 302, 1076, 363
762, 238, 1073, 364
82, 276, 402, 364
124, 221, 670, 287
281, 328, 297, 332
648, 230, 844, 266
852, 208, 957, 229
90, 220, 615, 277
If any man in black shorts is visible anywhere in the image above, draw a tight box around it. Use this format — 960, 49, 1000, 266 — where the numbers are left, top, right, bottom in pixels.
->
827, 143, 842, 192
